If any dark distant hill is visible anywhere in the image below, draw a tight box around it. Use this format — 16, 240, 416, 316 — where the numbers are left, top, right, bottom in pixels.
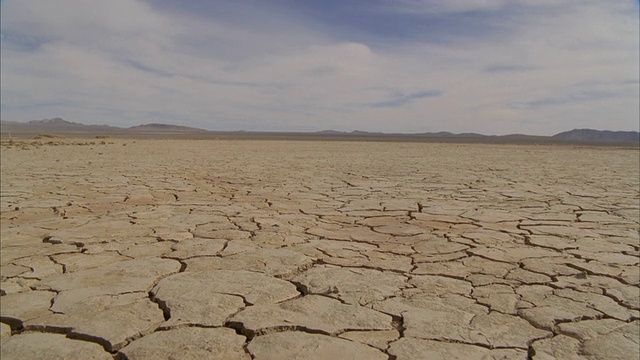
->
552, 129, 639, 144
128, 123, 207, 132
27, 117, 83, 127
1, 117, 121, 133
315, 130, 345, 135
0, 118, 203, 134
1, 118, 638, 146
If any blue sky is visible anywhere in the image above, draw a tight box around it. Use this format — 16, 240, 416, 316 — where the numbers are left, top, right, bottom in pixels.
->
1, 0, 638, 134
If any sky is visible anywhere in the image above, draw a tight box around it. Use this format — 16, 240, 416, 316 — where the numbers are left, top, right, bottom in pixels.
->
1, 0, 638, 135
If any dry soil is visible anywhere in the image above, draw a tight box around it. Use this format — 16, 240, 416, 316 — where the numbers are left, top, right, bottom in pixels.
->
1, 139, 638, 359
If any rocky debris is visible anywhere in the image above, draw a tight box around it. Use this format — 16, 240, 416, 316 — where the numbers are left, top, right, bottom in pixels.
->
1, 140, 638, 358
117, 327, 250, 360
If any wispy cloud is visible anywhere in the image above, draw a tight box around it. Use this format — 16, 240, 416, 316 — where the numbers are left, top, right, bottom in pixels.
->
0, 0, 638, 134
368, 90, 443, 108
511, 90, 621, 109
124, 60, 175, 78
483, 65, 537, 73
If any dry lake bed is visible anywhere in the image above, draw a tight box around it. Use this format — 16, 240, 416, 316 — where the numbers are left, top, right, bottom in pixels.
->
1, 138, 639, 359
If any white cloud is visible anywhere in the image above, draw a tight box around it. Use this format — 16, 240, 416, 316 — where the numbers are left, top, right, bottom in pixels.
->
0, 0, 638, 134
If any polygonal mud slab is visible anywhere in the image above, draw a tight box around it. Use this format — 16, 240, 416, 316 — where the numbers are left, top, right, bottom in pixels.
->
531, 335, 585, 360
150, 270, 300, 327
552, 275, 640, 310
411, 237, 469, 260
520, 256, 584, 277
11, 255, 65, 279
0, 332, 112, 360
184, 248, 314, 278
373, 292, 486, 322
292, 239, 413, 272
151, 291, 243, 328
247, 331, 387, 360
191, 226, 251, 240
411, 255, 518, 278
373, 224, 428, 236
471, 284, 520, 314
120, 241, 174, 259
307, 226, 393, 244
229, 295, 393, 336
460, 209, 524, 223
455, 230, 520, 247
3, 139, 640, 360
388, 337, 527, 359
25, 293, 164, 352
292, 265, 408, 305
322, 250, 413, 272
117, 327, 250, 360
408, 275, 473, 296
466, 312, 550, 349
554, 288, 639, 321
376, 294, 549, 348
339, 329, 400, 350
519, 225, 601, 239
572, 261, 640, 287
0, 277, 39, 295
516, 286, 610, 330
0, 263, 31, 278
168, 238, 227, 259
154, 269, 299, 305
581, 321, 640, 360
33, 258, 181, 295
1, 238, 76, 260
557, 318, 632, 340
51, 251, 130, 272
1, 322, 12, 339
45, 220, 154, 245
0, 290, 56, 328
505, 267, 553, 284
468, 246, 562, 264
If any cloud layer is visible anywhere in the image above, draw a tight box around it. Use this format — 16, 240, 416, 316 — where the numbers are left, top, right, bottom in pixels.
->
1, 0, 638, 134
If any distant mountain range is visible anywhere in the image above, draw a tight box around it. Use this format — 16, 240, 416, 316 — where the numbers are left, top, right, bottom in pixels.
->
0, 118, 204, 133
552, 129, 639, 143
1, 118, 638, 145
127, 123, 208, 132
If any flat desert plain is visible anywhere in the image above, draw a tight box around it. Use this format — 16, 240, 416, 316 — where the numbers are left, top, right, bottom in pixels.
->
1, 138, 639, 360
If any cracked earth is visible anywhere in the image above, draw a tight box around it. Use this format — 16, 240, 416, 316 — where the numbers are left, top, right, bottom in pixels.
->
1, 139, 638, 359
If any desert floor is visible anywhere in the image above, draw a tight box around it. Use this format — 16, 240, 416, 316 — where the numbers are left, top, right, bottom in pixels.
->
1, 138, 638, 359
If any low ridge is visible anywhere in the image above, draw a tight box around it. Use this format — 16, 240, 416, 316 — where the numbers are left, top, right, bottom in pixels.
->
1, 118, 638, 145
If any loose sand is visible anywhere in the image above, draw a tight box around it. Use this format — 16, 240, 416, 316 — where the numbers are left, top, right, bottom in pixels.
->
1, 139, 638, 359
